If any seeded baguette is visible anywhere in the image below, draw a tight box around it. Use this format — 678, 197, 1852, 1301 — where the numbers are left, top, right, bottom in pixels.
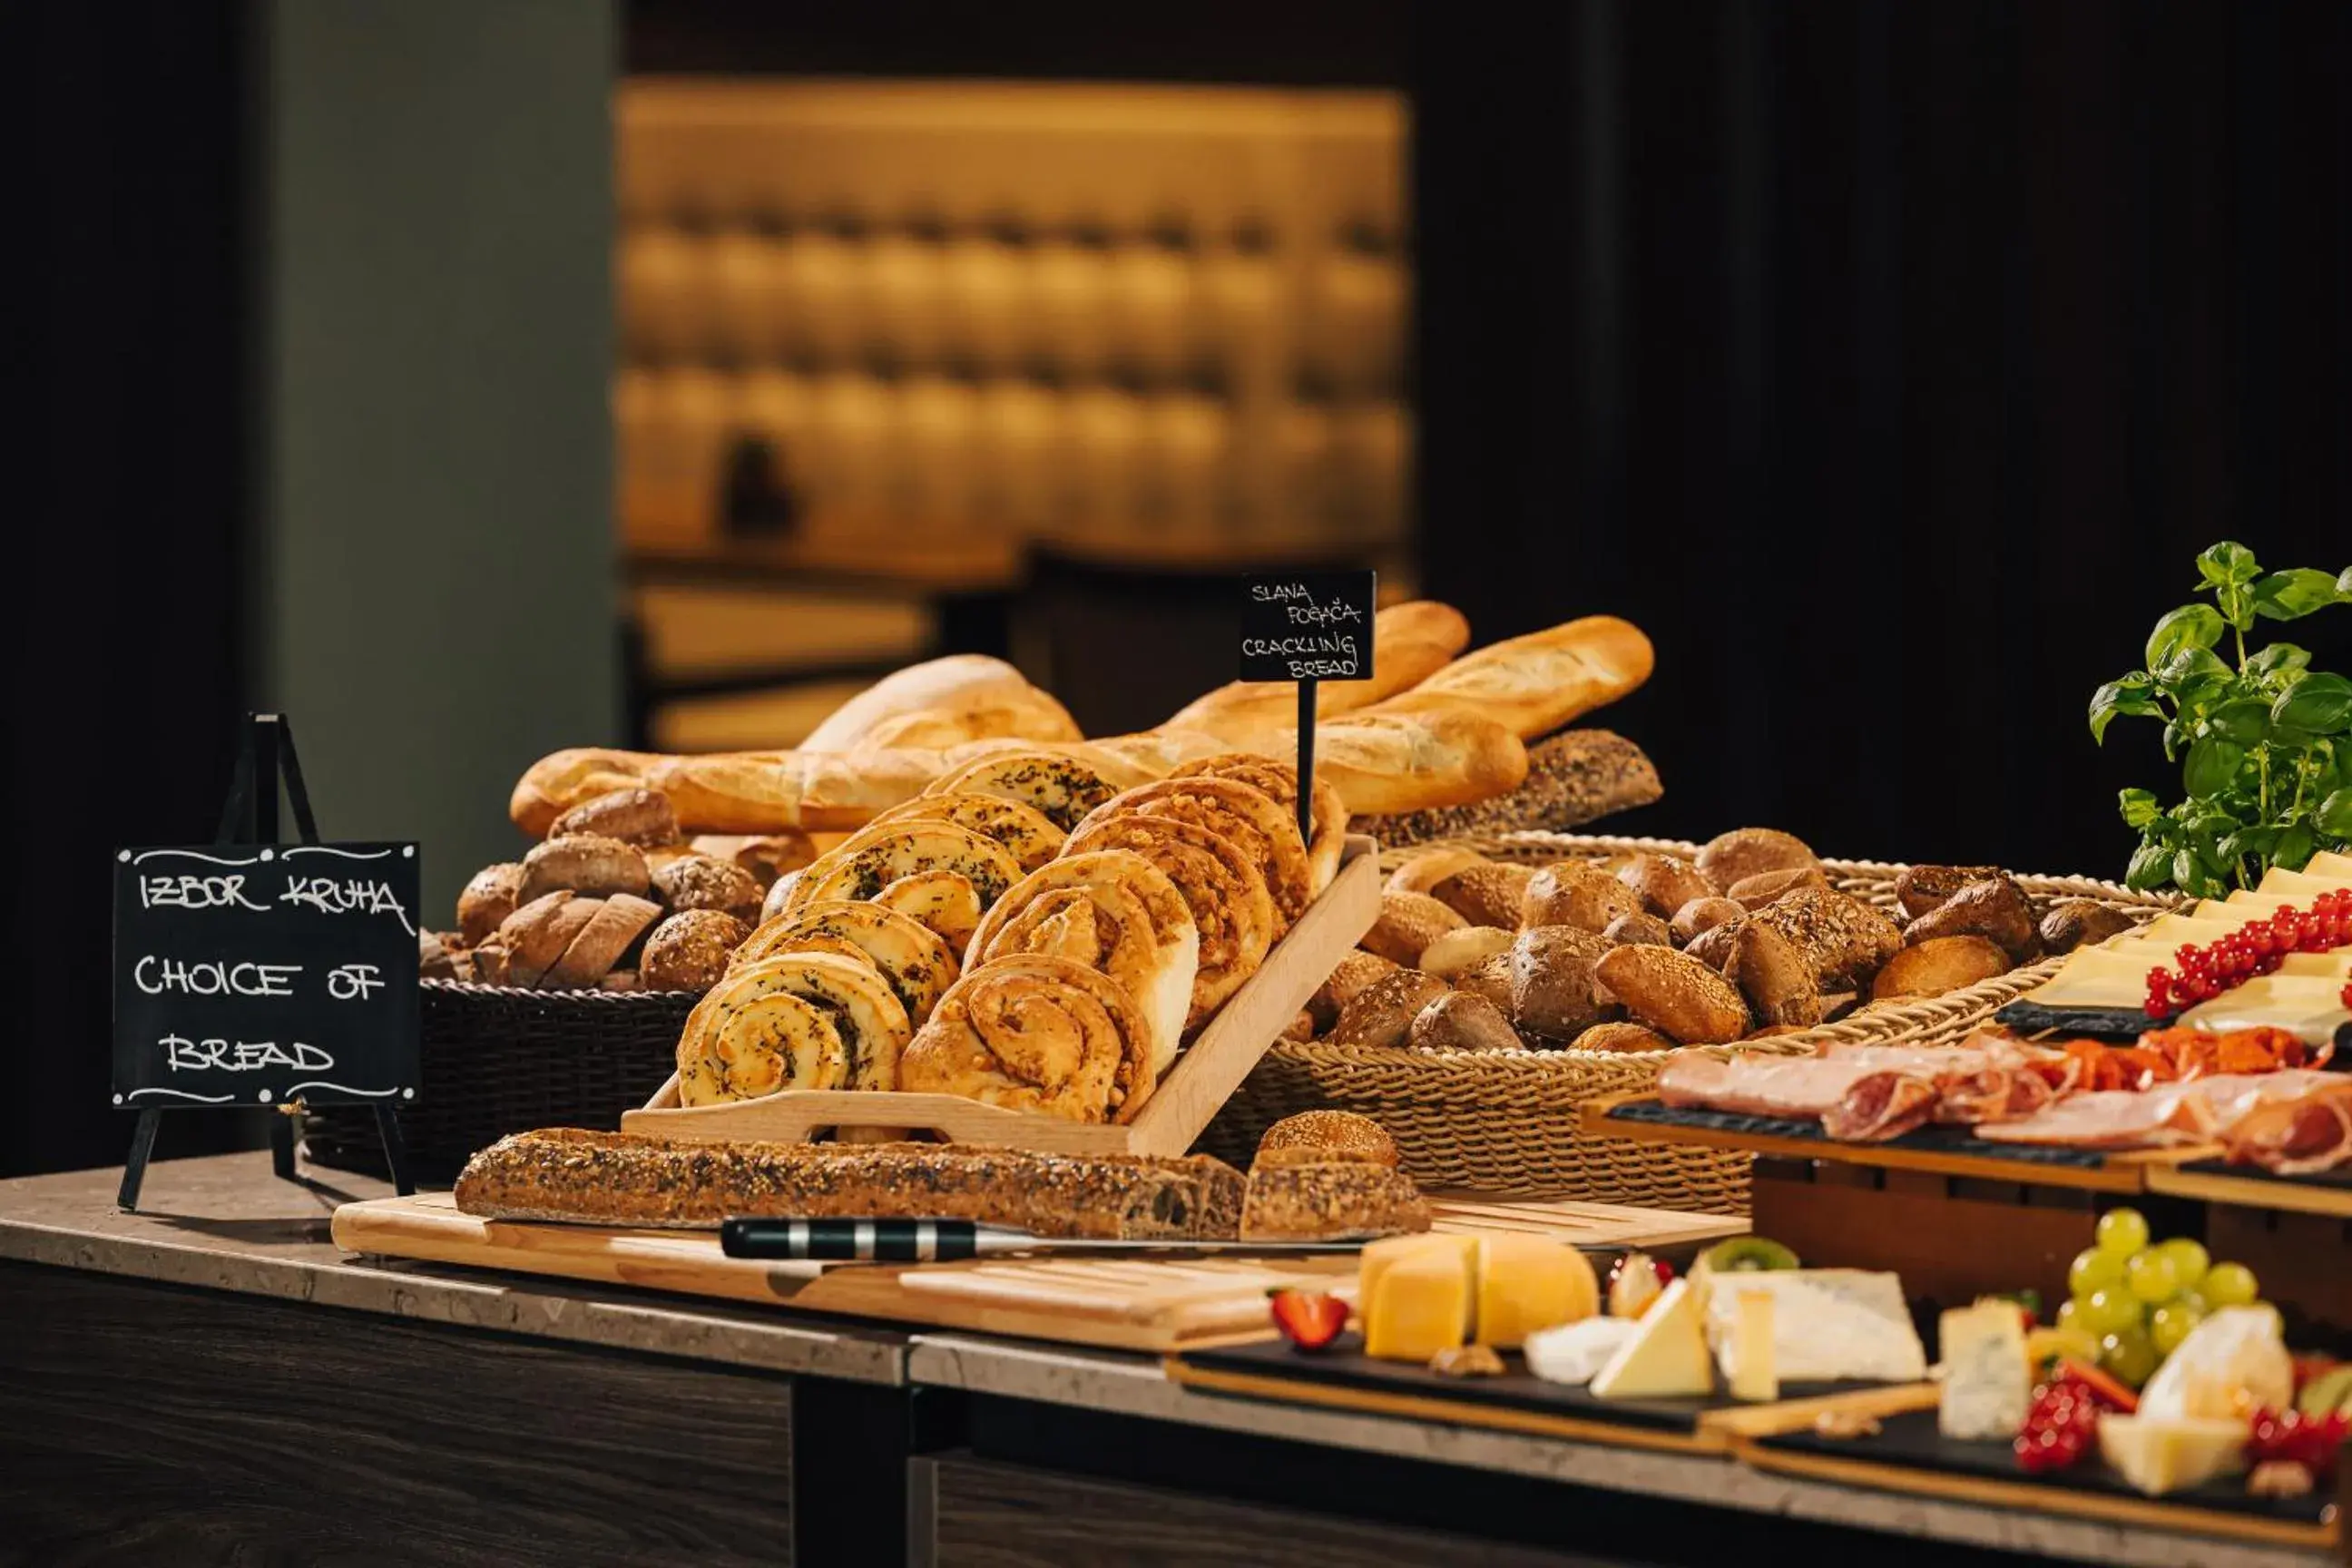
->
453, 1128, 1246, 1240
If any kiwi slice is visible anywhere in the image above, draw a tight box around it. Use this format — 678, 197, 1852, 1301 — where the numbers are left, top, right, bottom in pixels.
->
1698, 1237, 1802, 1275
2296, 1364, 2352, 1418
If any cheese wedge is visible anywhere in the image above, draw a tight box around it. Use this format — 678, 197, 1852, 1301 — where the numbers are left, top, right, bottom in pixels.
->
1938, 1301, 2030, 1441
1360, 1233, 1475, 1305
1727, 1291, 1777, 1402
1362, 1240, 1475, 1362
1590, 1279, 1713, 1399
1474, 1235, 1599, 1350
2097, 1415, 2249, 1495
1700, 1269, 1928, 1384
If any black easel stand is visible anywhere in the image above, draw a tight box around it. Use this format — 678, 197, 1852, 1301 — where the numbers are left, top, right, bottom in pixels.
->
117, 713, 414, 1211
1295, 677, 1318, 846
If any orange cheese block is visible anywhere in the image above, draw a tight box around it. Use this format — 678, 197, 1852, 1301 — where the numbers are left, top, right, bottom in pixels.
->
1474, 1234, 1600, 1350
1362, 1236, 1475, 1361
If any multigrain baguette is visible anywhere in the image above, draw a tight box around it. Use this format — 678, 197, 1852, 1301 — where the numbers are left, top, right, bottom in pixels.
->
453, 1129, 1247, 1240
1357, 730, 1661, 846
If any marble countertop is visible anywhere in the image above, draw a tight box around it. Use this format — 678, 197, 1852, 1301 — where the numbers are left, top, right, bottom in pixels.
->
2, 1153, 2335, 1566
0, 1152, 903, 1385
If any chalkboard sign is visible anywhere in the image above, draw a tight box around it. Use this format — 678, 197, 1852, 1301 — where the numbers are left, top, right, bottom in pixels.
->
1239, 571, 1377, 682
112, 842, 421, 1112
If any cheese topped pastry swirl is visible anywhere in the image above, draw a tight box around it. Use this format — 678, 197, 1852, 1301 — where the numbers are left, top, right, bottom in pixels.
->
898, 953, 1157, 1123
1062, 812, 1277, 1028
676, 950, 912, 1103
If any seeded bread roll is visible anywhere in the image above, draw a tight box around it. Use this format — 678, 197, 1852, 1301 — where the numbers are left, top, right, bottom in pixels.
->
1603, 912, 1674, 949
1330, 969, 1453, 1049
1239, 1161, 1431, 1241
1593, 945, 1752, 1044
1407, 991, 1522, 1053
652, 854, 767, 924
640, 909, 750, 992
1507, 926, 1610, 1041
1355, 730, 1661, 846
518, 834, 652, 906
1727, 922, 1824, 1029
1618, 854, 1713, 920
1308, 949, 1403, 1030
457, 862, 524, 947
1417, 926, 1515, 979
1521, 862, 1644, 933
1748, 887, 1903, 989
1361, 891, 1467, 966
1571, 1021, 1677, 1054
549, 787, 681, 848
1253, 1110, 1399, 1170
456, 1129, 1245, 1240
1428, 863, 1534, 931
1694, 828, 1818, 894
1455, 952, 1516, 1013
1671, 897, 1745, 946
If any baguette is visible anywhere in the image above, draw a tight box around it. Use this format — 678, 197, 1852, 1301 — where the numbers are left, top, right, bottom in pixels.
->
1357, 730, 1661, 846
1158, 601, 1471, 750
800, 654, 1081, 754
1359, 615, 1653, 740
1252, 709, 1527, 816
454, 1128, 1246, 1240
1239, 1161, 1432, 1241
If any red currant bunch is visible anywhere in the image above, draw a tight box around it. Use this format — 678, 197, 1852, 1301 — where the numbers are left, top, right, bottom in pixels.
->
2143, 892, 2352, 1018
2248, 1408, 2350, 1481
2015, 1380, 2101, 1474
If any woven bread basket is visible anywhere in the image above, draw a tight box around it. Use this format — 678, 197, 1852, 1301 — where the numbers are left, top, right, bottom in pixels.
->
1201, 832, 2181, 1210
303, 981, 699, 1184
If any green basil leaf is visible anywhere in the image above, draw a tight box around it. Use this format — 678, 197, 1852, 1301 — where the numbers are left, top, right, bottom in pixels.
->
2271, 672, 2352, 735
2089, 680, 2165, 743
2273, 822, 2316, 871
2173, 848, 2221, 897
2251, 569, 2343, 622
2145, 604, 2227, 665
2243, 642, 2311, 683
2338, 565, 2352, 598
2126, 841, 2173, 890
2317, 786, 2352, 839
2116, 787, 2162, 829
2183, 736, 2246, 798
2161, 717, 2188, 761
2206, 696, 2271, 745
2219, 824, 2280, 862
2196, 540, 2261, 589
2156, 646, 2232, 686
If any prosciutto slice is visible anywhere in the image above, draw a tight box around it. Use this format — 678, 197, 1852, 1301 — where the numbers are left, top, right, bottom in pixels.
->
1657, 1037, 2052, 1122
1970, 1084, 2221, 1150
1820, 1072, 1941, 1142
2219, 1079, 2352, 1175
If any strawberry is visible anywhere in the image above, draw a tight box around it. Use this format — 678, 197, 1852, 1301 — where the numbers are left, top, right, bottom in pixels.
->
1269, 1289, 1349, 1351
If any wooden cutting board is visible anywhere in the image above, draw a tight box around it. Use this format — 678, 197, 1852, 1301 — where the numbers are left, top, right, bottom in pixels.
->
331, 1191, 1741, 1353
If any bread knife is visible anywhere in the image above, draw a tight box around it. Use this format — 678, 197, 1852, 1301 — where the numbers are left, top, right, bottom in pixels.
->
720, 1217, 1363, 1261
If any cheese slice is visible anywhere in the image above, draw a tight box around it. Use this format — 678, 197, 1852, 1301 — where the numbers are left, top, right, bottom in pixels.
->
1938, 1302, 2030, 1441
2305, 851, 2352, 878
2097, 1415, 2249, 1495
1590, 1279, 1713, 1399
1363, 1241, 1475, 1362
2181, 974, 2352, 1039
1727, 1291, 1778, 1402
2255, 867, 2352, 897
1700, 1270, 1927, 1384
2133, 915, 2249, 946
1474, 1235, 1599, 1350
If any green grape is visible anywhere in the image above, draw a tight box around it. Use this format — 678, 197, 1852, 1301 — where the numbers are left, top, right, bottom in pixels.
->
2080, 1287, 2143, 1337
2172, 1286, 2210, 1318
2101, 1327, 2161, 1389
2068, 1247, 2127, 1299
2149, 1301, 2205, 1356
2155, 1237, 2210, 1289
2125, 1249, 2182, 1305
2201, 1262, 2259, 1307
2096, 1208, 2151, 1257
2053, 1298, 2083, 1334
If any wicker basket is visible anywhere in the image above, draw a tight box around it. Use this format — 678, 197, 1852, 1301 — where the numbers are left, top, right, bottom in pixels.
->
303, 981, 698, 1184
1201, 832, 2181, 1209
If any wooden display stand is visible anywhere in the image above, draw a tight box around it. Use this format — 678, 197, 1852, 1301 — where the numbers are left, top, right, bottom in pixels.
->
621, 835, 1382, 1159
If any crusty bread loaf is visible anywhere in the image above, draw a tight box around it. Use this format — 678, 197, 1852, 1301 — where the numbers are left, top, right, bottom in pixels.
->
1357, 730, 1661, 847
800, 655, 1082, 754
1358, 616, 1652, 740
1251, 709, 1528, 816
1159, 601, 1471, 750
453, 1128, 1246, 1240
1239, 1160, 1432, 1240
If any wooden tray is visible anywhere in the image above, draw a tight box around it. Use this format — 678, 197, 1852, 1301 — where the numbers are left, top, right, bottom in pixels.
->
2146, 1156, 2352, 1219
1167, 1333, 1937, 1456
1584, 1093, 2205, 1195
330, 1189, 1740, 1354
1741, 1408, 2341, 1553
619, 835, 1383, 1158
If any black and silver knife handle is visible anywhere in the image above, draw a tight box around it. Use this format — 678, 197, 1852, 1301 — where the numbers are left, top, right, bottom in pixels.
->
721, 1217, 981, 1262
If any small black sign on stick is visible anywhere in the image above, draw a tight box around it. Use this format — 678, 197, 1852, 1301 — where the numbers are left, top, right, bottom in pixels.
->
1240, 571, 1377, 843
113, 715, 418, 1210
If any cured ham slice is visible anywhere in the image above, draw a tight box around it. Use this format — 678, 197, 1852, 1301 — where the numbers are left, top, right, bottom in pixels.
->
2220, 1078, 2352, 1175
1931, 1063, 2060, 1126
1655, 1053, 1890, 1119
1971, 1084, 2220, 1150
1657, 1037, 2058, 1127
1820, 1073, 1940, 1142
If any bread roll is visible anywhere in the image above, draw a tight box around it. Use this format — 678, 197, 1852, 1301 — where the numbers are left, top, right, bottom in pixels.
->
518, 834, 652, 906
731, 900, 960, 1030
1727, 923, 1824, 1029
1571, 1021, 1677, 1054
1872, 936, 2013, 1001
1521, 862, 1644, 933
1592, 945, 1751, 1044
1254, 1111, 1399, 1170
1329, 969, 1452, 1048
457, 862, 524, 947
678, 950, 912, 1102
693, 833, 818, 888
2040, 900, 2135, 954
500, 892, 593, 987
1417, 926, 1514, 979
1077, 777, 1311, 925
1429, 863, 1534, 931
652, 854, 766, 924
1361, 891, 1467, 966
1308, 949, 1402, 1029
899, 953, 1157, 1123
1355, 730, 1661, 847
1618, 855, 1714, 920
1170, 753, 1350, 895
1727, 865, 1831, 911
1602, 912, 1674, 948
1159, 601, 1472, 749
799, 654, 1080, 754
549, 788, 680, 848
966, 850, 1200, 1079
454, 1128, 1244, 1240
546, 894, 662, 989
1671, 897, 1745, 946
1507, 926, 1610, 1041
641, 909, 750, 993
1893, 864, 2007, 921
1748, 887, 1903, 989
1407, 991, 1521, 1053
1356, 615, 1653, 740
1387, 848, 1490, 897
1455, 952, 1515, 1013
1901, 877, 2039, 963
1694, 828, 1819, 893
1063, 812, 1278, 1028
